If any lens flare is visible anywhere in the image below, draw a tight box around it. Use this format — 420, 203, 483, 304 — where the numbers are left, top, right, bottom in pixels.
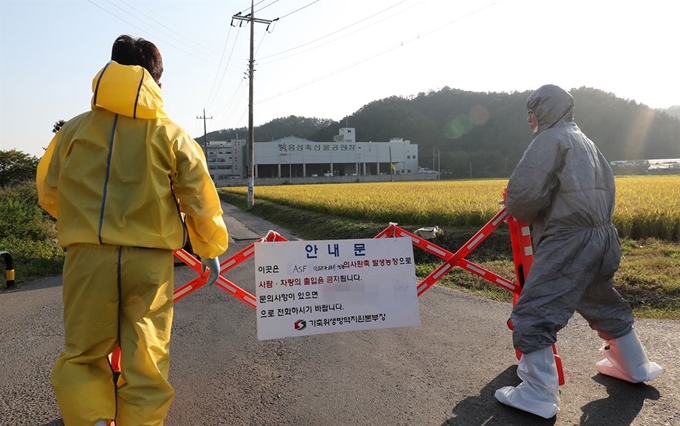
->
622, 108, 656, 160
444, 115, 473, 139
470, 105, 490, 126
444, 105, 490, 139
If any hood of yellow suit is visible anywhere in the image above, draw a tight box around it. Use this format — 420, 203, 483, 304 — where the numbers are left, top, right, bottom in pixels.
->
91, 60, 168, 119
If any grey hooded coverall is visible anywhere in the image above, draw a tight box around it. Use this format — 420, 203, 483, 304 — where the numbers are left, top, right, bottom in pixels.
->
506, 84, 634, 354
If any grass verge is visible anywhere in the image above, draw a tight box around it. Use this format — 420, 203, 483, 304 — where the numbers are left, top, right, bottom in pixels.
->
0, 236, 64, 287
219, 191, 680, 320
1, 181, 64, 289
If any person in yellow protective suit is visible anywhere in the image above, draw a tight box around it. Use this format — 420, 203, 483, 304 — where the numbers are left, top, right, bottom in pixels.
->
37, 35, 228, 426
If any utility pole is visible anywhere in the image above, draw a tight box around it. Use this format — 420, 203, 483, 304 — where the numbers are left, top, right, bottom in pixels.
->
389, 145, 394, 182
196, 108, 213, 172
232, 2, 277, 210
437, 150, 441, 180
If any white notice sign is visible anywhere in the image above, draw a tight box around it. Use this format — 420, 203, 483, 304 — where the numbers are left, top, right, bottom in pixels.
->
255, 237, 420, 340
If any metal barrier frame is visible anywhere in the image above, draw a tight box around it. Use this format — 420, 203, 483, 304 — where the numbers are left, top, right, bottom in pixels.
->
112, 198, 566, 385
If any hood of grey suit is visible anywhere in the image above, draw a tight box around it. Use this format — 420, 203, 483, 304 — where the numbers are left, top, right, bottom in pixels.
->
527, 84, 575, 135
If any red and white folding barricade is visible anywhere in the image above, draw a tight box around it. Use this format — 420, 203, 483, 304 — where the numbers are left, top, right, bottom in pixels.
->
111, 192, 565, 386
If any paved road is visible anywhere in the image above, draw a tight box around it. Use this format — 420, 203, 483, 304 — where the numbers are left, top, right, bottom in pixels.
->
1, 203, 679, 426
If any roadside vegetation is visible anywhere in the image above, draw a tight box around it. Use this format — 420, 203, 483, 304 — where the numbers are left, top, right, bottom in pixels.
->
0, 180, 64, 286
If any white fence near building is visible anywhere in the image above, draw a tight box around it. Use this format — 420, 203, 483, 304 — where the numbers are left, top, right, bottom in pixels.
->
610, 158, 680, 171
214, 172, 438, 188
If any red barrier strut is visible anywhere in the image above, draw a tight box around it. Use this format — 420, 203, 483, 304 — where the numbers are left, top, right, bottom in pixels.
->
111, 232, 288, 377
376, 191, 565, 385
505, 193, 565, 385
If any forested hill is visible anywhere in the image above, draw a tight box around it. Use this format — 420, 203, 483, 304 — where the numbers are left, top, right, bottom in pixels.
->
664, 105, 680, 119
206, 116, 335, 144
201, 87, 680, 178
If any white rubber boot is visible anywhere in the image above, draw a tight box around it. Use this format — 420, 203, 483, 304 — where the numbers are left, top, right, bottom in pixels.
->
495, 346, 560, 419
94, 421, 107, 426
595, 329, 664, 383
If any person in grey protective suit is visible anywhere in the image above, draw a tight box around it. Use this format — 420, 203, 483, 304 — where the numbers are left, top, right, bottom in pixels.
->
494, 84, 663, 419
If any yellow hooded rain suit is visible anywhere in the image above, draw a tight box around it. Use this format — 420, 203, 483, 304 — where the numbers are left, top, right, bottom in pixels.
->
37, 61, 228, 426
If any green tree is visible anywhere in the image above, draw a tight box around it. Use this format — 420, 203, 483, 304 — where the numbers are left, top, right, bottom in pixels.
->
199, 115, 334, 144
0, 181, 49, 241
663, 106, 680, 120
0, 150, 40, 187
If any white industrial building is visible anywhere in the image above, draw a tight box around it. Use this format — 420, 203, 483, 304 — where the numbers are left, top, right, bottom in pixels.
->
205, 139, 244, 181
205, 128, 421, 182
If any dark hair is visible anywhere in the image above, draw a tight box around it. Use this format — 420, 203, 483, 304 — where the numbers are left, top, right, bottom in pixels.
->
53, 119, 66, 134
111, 35, 164, 84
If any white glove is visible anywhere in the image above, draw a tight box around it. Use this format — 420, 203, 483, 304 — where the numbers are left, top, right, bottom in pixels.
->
201, 257, 220, 287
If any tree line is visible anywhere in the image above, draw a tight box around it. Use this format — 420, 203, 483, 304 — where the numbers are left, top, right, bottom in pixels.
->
201, 87, 680, 178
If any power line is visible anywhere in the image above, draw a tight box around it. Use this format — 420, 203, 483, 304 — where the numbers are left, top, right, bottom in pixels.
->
279, 0, 321, 19
101, 0, 218, 59
118, 0, 219, 56
86, 0, 222, 66
257, 0, 505, 105
212, 23, 270, 126
255, 31, 268, 56
205, 26, 239, 111
94, 0, 244, 115
216, 79, 248, 128
238, 0, 267, 15
259, 0, 428, 66
258, 0, 409, 61
254, 0, 280, 14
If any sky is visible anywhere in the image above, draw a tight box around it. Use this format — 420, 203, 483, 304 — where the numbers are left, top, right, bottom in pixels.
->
1, 0, 679, 158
